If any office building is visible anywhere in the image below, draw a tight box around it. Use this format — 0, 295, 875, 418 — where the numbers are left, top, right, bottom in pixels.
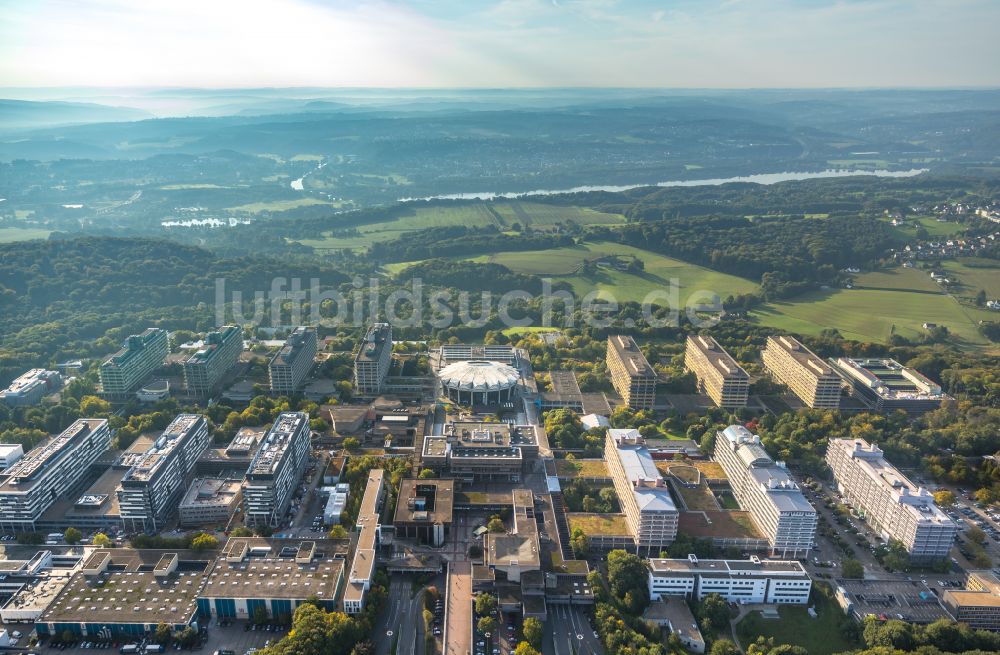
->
438, 344, 520, 366
485, 490, 541, 584
268, 326, 318, 394
0, 419, 111, 531
354, 323, 392, 395
421, 421, 538, 482
761, 336, 841, 408
714, 425, 817, 558
830, 358, 950, 414
607, 335, 656, 409
196, 426, 265, 478
178, 478, 242, 527
0, 369, 62, 407
323, 483, 350, 525
942, 570, 1000, 631
684, 336, 749, 408
243, 412, 311, 527
117, 414, 211, 532
344, 469, 385, 614
827, 438, 957, 560
394, 479, 454, 546
99, 328, 169, 399
0, 444, 24, 470
183, 326, 242, 397
648, 555, 812, 605
604, 429, 678, 552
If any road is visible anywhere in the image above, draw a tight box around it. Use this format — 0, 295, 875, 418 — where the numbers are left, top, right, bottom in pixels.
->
545, 604, 603, 655
374, 574, 426, 655
445, 561, 472, 655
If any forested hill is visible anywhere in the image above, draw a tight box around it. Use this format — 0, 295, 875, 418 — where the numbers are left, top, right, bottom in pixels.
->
0, 237, 349, 381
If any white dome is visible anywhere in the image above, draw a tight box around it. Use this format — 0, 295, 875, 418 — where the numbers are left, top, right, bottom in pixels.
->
439, 360, 520, 392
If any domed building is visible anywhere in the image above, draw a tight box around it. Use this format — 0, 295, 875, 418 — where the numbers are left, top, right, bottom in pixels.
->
438, 360, 521, 405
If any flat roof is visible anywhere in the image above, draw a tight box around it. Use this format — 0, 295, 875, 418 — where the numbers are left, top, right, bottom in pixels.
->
179, 478, 241, 508
269, 326, 316, 368
184, 326, 241, 365
767, 335, 834, 377
0, 419, 108, 491
120, 414, 205, 484
1, 369, 58, 396
394, 479, 454, 525
355, 323, 391, 363
247, 412, 308, 478
607, 430, 677, 513
101, 328, 165, 368
687, 335, 748, 379
832, 357, 947, 401
608, 335, 655, 377
649, 556, 806, 575
202, 555, 343, 601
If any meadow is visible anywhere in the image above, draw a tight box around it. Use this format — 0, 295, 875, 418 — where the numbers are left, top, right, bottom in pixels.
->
941, 258, 1000, 301
0, 227, 52, 243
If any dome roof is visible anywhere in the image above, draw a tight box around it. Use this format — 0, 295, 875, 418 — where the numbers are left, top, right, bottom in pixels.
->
439, 360, 520, 392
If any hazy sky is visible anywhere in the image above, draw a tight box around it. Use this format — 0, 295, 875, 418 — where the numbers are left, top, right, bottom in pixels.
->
2, 0, 999, 88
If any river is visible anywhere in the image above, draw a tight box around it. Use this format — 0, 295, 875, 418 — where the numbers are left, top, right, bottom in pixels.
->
397, 168, 928, 202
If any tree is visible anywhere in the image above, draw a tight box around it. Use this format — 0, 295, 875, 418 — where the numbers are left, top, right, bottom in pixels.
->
513, 644, 541, 655
79, 395, 111, 416
477, 616, 497, 636
63, 527, 82, 545
570, 527, 589, 558
487, 516, 505, 533
418, 468, 436, 479
252, 604, 269, 626
974, 488, 996, 504
328, 525, 349, 539
966, 526, 987, 545
710, 639, 741, 655
976, 289, 987, 307
230, 526, 253, 537
190, 533, 219, 551
522, 617, 543, 650
92, 532, 112, 548
154, 622, 172, 645
697, 593, 731, 632
351, 641, 375, 655
842, 558, 864, 579
933, 489, 956, 507
468, 543, 483, 559
177, 627, 197, 648
475, 592, 497, 616
607, 550, 649, 610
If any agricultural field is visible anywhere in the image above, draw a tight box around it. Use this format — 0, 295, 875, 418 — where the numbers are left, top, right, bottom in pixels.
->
888, 215, 966, 238
941, 258, 1000, 301
470, 241, 758, 306
0, 227, 52, 243
754, 267, 996, 348
226, 197, 341, 214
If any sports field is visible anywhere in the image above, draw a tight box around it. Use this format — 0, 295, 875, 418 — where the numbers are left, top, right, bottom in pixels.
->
469, 241, 758, 306
753, 267, 996, 347
0, 227, 52, 243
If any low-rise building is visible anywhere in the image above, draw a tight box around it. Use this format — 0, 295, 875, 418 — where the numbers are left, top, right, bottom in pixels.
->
421, 421, 538, 482
0, 444, 24, 471
485, 490, 541, 584
0, 369, 62, 407
394, 479, 454, 546
322, 483, 350, 525
830, 357, 950, 415
648, 555, 812, 605
684, 336, 749, 408
942, 570, 1000, 631
343, 469, 385, 614
178, 478, 242, 527
643, 597, 705, 654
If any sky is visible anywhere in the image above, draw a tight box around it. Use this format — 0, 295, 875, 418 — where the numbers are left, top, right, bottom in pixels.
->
1, 0, 999, 88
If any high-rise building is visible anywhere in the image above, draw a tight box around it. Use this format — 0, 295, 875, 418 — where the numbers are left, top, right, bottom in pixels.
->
0, 369, 63, 407
606, 335, 657, 409
714, 425, 817, 558
117, 414, 211, 532
243, 412, 311, 527
353, 323, 392, 395
269, 326, 318, 394
648, 555, 812, 605
684, 336, 749, 408
826, 438, 957, 561
183, 326, 242, 397
99, 328, 169, 399
604, 429, 678, 553
830, 357, 950, 415
761, 336, 841, 408
0, 419, 111, 531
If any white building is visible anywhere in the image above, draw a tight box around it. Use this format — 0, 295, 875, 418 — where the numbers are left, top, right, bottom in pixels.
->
604, 429, 678, 553
243, 412, 311, 527
826, 438, 957, 560
648, 555, 812, 605
268, 326, 318, 394
0, 369, 62, 407
0, 445, 24, 471
343, 470, 384, 614
323, 483, 350, 525
714, 425, 817, 558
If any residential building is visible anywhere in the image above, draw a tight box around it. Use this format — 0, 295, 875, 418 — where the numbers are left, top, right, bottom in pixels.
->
178, 477, 242, 527
394, 479, 454, 546
353, 323, 392, 395
117, 414, 211, 532
344, 469, 385, 614
99, 328, 169, 399
942, 570, 1000, 631
183, 326, 242, 397
0, 369, 62, 407
606, 335, 656, 409
268, 326, 317, 394
0, 419, 111, 531
761, 335, 841, 408
714, 425, 817, 558
684, 336, 749, 408
826, 438, 957, 560
604, 429, 679, 553
243, 412, 311, 528
830, 357, 950, 414
0, 444, 24, 470
648, 555, 812, 605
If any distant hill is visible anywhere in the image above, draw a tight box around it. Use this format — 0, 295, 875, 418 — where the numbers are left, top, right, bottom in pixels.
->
0, 99, 152, 130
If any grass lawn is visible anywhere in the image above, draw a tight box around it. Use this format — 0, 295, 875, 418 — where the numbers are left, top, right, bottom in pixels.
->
689, 460, 727, 479
941, 258, 1000, 300
679, 511, 763, 539
472, 241, 758, 306
0, 227, 52, 243
567, 513, 630, 536
555, 459, 609, 478
674, 484, 721, 512
736, 583, 859, 655
889, 215, 967, 238
717, 490, 740, 510
501, 326, 562, 337
227, 198, 340, 213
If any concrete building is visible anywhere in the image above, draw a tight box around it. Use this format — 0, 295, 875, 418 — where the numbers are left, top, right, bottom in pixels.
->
643, 597, 705, 653
684, 336, 749, 408
606, 335, 656, 409
183, 326, 243, 397
942, 570, 1000, 631
0, 419, 111, 531
438, 360, 521, 406
826, 438, 957, 561
354, 323, 392, 395
604, 429, 679, 553
196, 426, 264, 478
439, 344, 520, 366
178, 478, 242, 527
268, 326, 317, 394
394, 479, 454, 546
0, 444, 24, 471
761, 335, 841, 409
99, 328, 169, 399
830, 357, 950, 415
322, 483, 350, 525
0, 369, 62, 407
117, 414, 211, 532
242, 413, 311, 528
714, 425, 816, 558
344, 469, 385, 614
485, 490, 541, 584
648, 555, 812, 605
421, 421, 538, 482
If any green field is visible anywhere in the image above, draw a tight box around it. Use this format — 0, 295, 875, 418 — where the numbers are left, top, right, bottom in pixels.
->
736, 584, 859, 655
469, 241, 758, 306
889, 215, 966, 238
0, 227, 52, 243
941, 258, 1000, 300
227, 198, 340, 214
295, 202, 625, 251
753, 267, 995, 347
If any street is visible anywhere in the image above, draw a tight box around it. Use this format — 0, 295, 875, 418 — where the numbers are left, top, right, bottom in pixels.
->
544, 604, 603, 655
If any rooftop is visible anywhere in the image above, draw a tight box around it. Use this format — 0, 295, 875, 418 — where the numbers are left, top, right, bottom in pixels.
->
767, 335, 834, 377
185, 326, 241, 366
687, 335, 748, 380
247, 413, 309, 478
203, 551, 343, 601
607, 429, 677, 513
719, 425, 815, 514
179, 478, 241, 509
831, 357, 948, 401
438, 360, 521, 392
1, 369, 60, 396
119, 414, 205, 484
355, 323, 391, 363
648, 555, 807, 576
0, 419, 108, 491
608, 335, 655, 378
101, 328, 166, 368
394, 478, 454, 525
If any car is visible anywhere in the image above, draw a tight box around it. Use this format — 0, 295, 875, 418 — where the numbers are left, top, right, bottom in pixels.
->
593, 631, 599, 639
13, 631, 23, 639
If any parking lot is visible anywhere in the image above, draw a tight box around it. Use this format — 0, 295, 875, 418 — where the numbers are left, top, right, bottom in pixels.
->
21, 621, 279, 655
837, 579, 953, 624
